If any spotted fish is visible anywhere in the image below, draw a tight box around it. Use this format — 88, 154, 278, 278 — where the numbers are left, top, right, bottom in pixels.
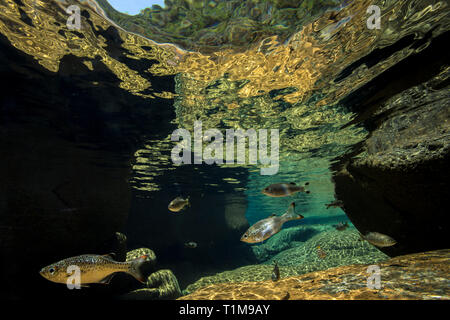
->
241, 202, 304, 243
39, 254, 148, 286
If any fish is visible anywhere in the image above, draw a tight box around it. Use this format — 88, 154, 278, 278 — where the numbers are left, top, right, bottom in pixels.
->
261, 182, 310, 197
360, 232, 397, 247
240, 202, 304, 243
271, 261, 280, 282
168, 196, 190, 212
281, 292, 290, 300
325, 200, 344, 209
317, 245, 327, 259
39, 254, 148, 286
184, 241, 197, 249
333, 222, 349, 231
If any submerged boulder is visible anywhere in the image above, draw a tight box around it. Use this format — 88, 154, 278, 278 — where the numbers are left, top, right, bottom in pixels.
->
183, 228, 389, 295
266, 229, 389, 270
120, 269, 181, 300
180, 249, 450, 300
333, 64, 450, 257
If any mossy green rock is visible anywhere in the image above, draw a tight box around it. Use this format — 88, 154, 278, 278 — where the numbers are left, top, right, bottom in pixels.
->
121, 269, 181, 300
126, 248, 157, 278
266, 229, 390, 271
184, 228, 389, 295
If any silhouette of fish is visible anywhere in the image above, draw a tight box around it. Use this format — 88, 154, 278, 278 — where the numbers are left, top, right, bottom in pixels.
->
271, 261, 280, 282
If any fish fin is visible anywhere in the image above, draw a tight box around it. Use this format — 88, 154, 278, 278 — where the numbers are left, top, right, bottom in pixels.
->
289, 182, 296, 185
103, 252, 116, 259
284, 202, 304, 220
99, 273, 116, 285
128, 255, 149, 283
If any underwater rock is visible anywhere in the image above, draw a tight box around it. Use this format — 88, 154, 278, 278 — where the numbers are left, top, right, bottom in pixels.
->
266, 229, 389, 270
184, 228, 388, 294
146, 269, 182, 299
333, 62, 450, 257
250, 225, 322, 262
179, 249, 450, 300
126, 248, 157, 272
121, 269, 181, 300
183, 264, 301, 295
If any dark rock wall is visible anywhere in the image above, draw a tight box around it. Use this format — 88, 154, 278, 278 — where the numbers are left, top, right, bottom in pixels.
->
332, 31, 450, 257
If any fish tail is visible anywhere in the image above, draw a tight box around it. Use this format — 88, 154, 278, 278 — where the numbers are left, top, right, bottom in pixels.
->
284, 202, 304, 221
358, 233, 365, 242
304, 183, 310, 194
297, 185, 310, 194
127, 255, 149, 283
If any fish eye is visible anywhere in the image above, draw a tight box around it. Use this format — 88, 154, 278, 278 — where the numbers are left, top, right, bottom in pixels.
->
243, 234, 248, 238
49, 267, 56, 274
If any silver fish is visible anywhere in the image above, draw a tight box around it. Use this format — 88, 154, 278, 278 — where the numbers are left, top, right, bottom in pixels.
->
241, 202, 304, 243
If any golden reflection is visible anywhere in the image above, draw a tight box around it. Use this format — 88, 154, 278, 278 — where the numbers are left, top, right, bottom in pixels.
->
1, 0, 448, 193
0, 0, 179, 96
